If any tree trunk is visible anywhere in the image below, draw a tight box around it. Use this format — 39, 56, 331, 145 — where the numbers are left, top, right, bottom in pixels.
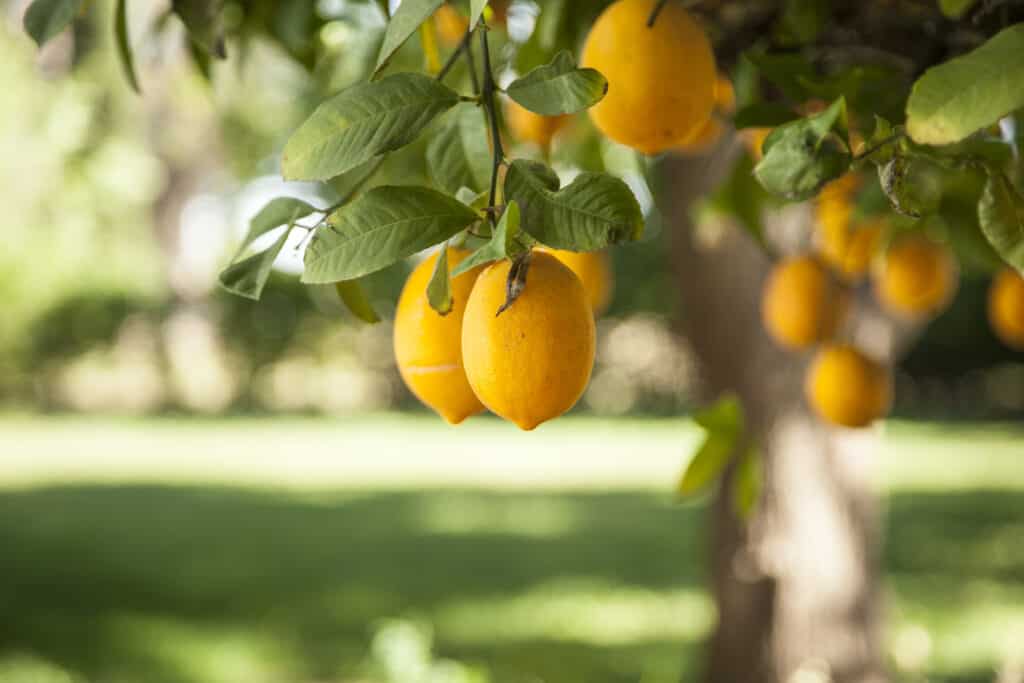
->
661, 150, 900, 683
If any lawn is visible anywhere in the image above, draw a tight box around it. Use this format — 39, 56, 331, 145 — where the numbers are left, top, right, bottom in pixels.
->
0, 416, 1022, 683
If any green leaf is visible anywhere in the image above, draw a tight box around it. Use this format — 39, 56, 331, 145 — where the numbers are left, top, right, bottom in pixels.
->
858, 115, 897, 164
468, 0, 487, 27
283, 73, 460, 182
302, 186, 479, 283
505, 51, 608, 116
677, 395, 743, 498
374, 0, 444, 76
451, 201, 521, 277
427, 104, 491, 194
23, 0, 84, 48
906, 23, 1024, 146
335, 280, 381, 323
877, 155, 942, 218
504, 160, 643, 250
219, 226, 293, 300
939, 0, 977, 19
732, 103, 798, 130
172, 0, 226, 58
427, 244, 454, 315
978, 167, 1024, 272
114, 0, 140, 93
776, 0, 829, 45
731, 445, 762, 520
754, 97, 851, 201
236, 198, 317, 257
746, 52, 819, 102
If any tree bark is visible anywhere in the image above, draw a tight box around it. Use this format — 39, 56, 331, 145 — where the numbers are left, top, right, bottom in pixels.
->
661, 149, 900, 683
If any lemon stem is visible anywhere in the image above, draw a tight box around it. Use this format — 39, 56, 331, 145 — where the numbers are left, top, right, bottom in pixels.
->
646, 0, 670, 27
479, 24, 505, 227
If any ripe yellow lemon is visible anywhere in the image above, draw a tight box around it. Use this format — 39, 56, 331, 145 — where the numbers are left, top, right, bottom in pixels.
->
761, 255, 848, 350
462, 251, 596, 430
817, 215, 885, 282
433, 4, 468, 46
581, 0, 716, 154
805, 344, 892, 428
874, 236, 957, 319
988, 268, 1024, 350
675, 73, 735, 153
506, 100, 569, 148
537, 247, 614, 315
394, 248, 485, 424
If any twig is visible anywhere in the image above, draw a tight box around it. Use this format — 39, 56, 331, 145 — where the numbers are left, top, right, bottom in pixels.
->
318, 156, 386, 216
437, 26, 475, 82
479, 25, 505, 226
853, 132, 905, 161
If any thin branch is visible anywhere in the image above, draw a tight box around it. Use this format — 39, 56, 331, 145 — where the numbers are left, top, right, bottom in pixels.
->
853, 132, 905, 161
318, 156, 386, 216
479, 25, 505, 226
646, 0, 670, 27
437, 26, 475, 82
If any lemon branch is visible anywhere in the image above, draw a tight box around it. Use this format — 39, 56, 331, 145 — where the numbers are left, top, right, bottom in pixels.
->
479, 24, 505, 226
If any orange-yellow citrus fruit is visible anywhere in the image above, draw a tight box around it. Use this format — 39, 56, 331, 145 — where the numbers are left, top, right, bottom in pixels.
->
742, 127, 772, 161
675, 73, 736, 153
762, 255, 848, 349
394, 248, 486, 424
988, 268, 1024, 350
581, 0, 716, 154
462, 251, 596, 430
874, 236, 957, 319
433, 4, 468, 46
506, 100, 570, 148
713, 73, 736, 114
537, 247, 614, 315
805, 344, 892, 428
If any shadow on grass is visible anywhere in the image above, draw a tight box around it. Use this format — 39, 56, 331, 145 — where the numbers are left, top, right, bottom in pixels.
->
0, 485, 1021, 682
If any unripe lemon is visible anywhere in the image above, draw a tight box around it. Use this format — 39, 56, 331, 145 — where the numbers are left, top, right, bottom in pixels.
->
537, 247, 614, 315
506, 100, 569, 148
988, 268, 1024, 350
433, 4, 468, 46
462, 251, 596, 430
394, 248, 486, 424
805, 344, 892, 428
762, 255, 848, 350
874, 236, 957, 319
581, 0, 716, 154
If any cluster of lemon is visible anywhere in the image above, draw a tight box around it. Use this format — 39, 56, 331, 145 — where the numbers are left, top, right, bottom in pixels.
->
760, 173, 961, 427
394, 247, 612, 430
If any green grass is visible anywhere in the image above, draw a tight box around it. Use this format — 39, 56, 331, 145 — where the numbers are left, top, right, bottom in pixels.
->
0, 416, 1022, 683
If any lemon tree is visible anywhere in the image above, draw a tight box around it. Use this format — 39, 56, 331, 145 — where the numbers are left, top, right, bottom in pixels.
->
19, 0, 1024, 679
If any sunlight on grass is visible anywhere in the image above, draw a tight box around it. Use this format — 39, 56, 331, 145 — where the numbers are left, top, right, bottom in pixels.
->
0, 415, 1022, 683
434, 579, 715, 647
413, 494, 583, 538
890, 578, 1024, 676
104, 615, 299, 683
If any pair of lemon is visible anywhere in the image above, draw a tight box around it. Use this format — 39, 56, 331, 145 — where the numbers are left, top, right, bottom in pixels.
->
761, 234, 959, 428
394, 248, 611, 430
